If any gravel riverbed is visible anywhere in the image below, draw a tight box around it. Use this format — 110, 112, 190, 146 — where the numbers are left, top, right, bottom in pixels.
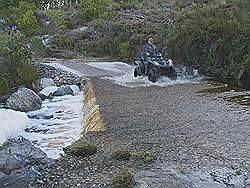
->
34, 61, 249, 187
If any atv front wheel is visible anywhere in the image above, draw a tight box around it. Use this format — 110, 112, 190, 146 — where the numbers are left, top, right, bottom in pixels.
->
134, 67, 141, 77
169, 68, 177, 80
148, 69, 157, 83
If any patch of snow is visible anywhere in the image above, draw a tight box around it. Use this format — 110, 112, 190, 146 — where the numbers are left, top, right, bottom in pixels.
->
39, 86, 58, 96
0, 109, 29, 144
22, 92, 84, 159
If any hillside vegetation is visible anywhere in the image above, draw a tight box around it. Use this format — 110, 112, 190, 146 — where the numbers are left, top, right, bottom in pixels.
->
0, 0, 249, 93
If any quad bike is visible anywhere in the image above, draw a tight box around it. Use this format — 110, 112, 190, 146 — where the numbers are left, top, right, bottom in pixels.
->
133, 53, 177, 83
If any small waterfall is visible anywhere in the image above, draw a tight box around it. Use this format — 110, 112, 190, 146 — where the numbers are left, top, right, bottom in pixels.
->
82, 82, 105, 133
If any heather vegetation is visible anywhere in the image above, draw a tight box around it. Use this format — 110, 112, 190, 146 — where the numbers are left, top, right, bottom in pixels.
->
0, 34, 39, 96
0, 0, 249, 95
165, 0, 250, 82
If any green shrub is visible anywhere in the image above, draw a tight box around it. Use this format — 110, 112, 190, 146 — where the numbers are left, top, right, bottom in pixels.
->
11, 1, 37, 17
113, 169, 134, 188
64, 140, 97, 156
18, 10, 39, 37
30, 37, 48, 57
47, 11, 71, 33
53, 35, 75, 50
0, 34, 11, 56
118, 41, 130, 61
0, 35, 39, 95
112, 149, 131, 161
78, 0, 111, 21
7, 1, 39, 37
0, 76, 12, 96
16, 61, 39, 87
112, 0, 143, 10
132, 149, 157, 164
164, 1, 250, 82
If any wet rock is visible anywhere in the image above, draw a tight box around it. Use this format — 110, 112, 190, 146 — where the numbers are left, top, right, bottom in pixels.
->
70, 85, 81, 93
38, 78, 56, 90
44, 115, 54, 120
39, 86, 58, 100
238, 66, 250, 89
39, 92, 53, 101
25, 127, 50, 134
0, 95, 10, 104
0, 137, 48, 187
0, 165, 41, 187
5, 88, 42, 112
67, 26, 90, 36
27, 114, 41, 119
42, 35, 55, 48
0, 171, 6, 182
53, 85, 73, 96
3, 155, 26, 174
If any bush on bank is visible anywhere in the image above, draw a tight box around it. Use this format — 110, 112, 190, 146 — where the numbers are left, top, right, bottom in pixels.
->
0, 34, 39, 96
78, 0, 111, 21
72, 0, 249, 85
164, 0, 250, 82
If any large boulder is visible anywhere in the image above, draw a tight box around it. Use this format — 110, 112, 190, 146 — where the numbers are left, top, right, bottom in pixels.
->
0, 138, 48, 187
67, 26, 90, 36
238, 65, 250, 89
38, 78, 56, 90
53, 85, 74, 96
5, 88, 42, 112
39, 86, 58, 100
42, 34, 55, 48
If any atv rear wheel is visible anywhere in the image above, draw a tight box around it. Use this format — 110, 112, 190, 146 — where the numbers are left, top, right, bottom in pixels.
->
148, 69, 157, 83
134, 67, 141, 77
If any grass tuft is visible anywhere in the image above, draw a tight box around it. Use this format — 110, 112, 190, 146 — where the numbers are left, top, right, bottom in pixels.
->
112, 169, 134, 188
112, 149, 131, 161
64, 140, 97, 156
132, 149, 157, 164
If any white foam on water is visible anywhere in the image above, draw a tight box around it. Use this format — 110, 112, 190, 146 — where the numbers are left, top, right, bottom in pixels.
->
0, 109, 29, 144
21, 93, 84, 159
104, 69, 204, 88
46, 63, 84, 76
86, 62, 131, 74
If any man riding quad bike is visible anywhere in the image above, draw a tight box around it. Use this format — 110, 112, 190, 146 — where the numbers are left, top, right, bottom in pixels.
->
133, 38, 177, 83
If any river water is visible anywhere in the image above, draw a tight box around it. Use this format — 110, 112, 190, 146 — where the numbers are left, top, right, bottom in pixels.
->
19, 61, 248, 161
21, 91, 84, 159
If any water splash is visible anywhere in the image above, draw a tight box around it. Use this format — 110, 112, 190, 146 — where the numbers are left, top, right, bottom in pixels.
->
104, 69, 204, 88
